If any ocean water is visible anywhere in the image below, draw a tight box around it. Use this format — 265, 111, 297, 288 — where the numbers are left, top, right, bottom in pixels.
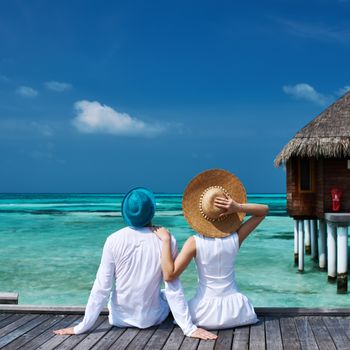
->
0, 193, 349, 307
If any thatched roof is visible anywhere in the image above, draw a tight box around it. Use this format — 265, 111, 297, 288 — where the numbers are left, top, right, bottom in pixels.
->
275, 91, 350, 166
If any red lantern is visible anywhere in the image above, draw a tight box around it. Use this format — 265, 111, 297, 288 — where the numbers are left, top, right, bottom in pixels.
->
331, 188, 342, 212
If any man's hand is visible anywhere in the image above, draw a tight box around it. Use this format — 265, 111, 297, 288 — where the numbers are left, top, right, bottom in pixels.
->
214, 193, 242, 217
153, 226, 171, 241
190, 328, 217, 340
53, 327, 75, 335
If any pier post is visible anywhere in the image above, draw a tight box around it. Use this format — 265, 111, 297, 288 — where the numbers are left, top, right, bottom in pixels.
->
337, 225, 348, 294
304, 220, 311, 255
311, 219, 318, 261
318, 219, 327, 270
294, 220, 298, 265
327, 222, 337, 282
298, 220, 304, 272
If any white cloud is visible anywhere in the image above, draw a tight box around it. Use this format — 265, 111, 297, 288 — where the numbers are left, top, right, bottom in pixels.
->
45, 81, 72, 92
16, 85, 38, 98
283, 83, 329, 105
336, 85, 350, 96
72, 100, 165, 136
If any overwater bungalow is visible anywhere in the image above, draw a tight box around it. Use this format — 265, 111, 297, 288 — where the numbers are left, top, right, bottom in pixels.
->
275, 91, 350, 293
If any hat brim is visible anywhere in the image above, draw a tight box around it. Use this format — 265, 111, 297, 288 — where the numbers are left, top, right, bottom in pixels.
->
182, 169, 246, 238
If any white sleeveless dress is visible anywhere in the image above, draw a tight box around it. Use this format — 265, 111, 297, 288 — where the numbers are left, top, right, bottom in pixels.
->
188, 233, 258, 329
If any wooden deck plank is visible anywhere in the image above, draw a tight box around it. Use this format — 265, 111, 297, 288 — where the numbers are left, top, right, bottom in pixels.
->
265, 317, 283, 350
279, 317, 301, 350
108, 327, 140, 350
0, 314, 37, 338
294, 316, 318, 350
52, 316, 106, 350
232, 325, 249, 350
0, 314, 13, 323
308, 316, 336, 350
125, 326, 156, 349
337, 316, 350, 339
322, 316, 350, 350
72, 318, 113, 350
162, 327, 185, 350
143, 318, 174, 350
89, 326, 126, 350
24, 315, 80, 350
0, 314, 24, 329
1, 314, 66, 350
178, 335, 199, 350
0, 314, 48, 348
2, 305, 350, 316
214, 329, 233, 350
197, 331, 217, 350
1, 311, 350, 350
249, 318, 265, 350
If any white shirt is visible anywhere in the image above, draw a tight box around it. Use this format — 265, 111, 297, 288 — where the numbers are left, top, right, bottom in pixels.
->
74, 226, 197, 336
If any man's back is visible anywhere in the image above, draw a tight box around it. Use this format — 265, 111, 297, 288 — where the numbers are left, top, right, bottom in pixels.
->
108, 226, 173, 327
74, 226, 176, 333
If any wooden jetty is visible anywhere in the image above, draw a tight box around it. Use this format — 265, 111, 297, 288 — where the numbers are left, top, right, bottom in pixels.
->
0, 306, 350, 349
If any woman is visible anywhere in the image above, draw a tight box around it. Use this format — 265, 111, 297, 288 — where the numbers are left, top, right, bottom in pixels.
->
155, 169, 268, 329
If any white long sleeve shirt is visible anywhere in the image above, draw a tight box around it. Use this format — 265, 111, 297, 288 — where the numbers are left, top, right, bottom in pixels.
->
74, 226, 197, 336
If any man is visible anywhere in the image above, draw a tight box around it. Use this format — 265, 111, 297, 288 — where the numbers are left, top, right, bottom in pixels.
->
54, 187, 216, 340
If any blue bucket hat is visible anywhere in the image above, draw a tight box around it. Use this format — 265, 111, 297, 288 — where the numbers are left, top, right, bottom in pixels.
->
121, 187, 156, 227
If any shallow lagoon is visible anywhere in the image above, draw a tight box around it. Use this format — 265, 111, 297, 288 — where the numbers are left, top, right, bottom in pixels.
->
0, 193, 348, 307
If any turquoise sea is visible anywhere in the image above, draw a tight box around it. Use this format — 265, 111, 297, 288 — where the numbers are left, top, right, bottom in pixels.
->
0, 193, 349, 307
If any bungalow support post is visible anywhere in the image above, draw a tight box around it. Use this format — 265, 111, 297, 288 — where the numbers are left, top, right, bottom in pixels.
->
327, 222, 337, 283
294, 220, 298, 265
304, 220, 311, 255
318, 219, 327, 270
337, 225, 348, 293
298, 220, 304, 272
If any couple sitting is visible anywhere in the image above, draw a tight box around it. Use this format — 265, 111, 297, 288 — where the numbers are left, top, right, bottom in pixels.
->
54, 169, 268, 340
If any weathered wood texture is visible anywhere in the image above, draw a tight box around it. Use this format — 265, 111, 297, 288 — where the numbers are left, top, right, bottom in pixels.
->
323, 158, 350, 213
0, 293, 18, 305
286, 157, 350, 219
286, 157, 317, 218
1, 311, 350, 350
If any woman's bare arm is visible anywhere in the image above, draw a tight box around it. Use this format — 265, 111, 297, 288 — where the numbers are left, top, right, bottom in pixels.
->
214, 194, 268, 246
154, 227, 196, 281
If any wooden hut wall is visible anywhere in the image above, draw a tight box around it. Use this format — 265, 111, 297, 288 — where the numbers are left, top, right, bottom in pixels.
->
315, 159, 325, 218
286, 157, 317, 218
322, 158, 350, 213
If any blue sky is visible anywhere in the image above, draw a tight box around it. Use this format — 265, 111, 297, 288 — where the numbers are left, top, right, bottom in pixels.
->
1, 0, 349, 193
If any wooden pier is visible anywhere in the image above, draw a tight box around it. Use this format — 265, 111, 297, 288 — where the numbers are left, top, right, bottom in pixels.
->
0, 306, 350, 349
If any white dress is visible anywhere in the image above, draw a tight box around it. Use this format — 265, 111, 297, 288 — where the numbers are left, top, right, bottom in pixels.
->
188, 233, 258, 329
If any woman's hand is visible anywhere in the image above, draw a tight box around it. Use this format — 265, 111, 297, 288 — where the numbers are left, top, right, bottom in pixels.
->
153, 226, 171, 242
214, 193, 242, 216
53, 327, 75, 335
190, 328, 217, 340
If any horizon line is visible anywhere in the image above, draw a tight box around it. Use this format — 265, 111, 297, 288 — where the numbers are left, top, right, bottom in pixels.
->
0, 192, 286, 195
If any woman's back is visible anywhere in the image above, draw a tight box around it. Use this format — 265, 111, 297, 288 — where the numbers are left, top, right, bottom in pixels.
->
189, 232, 258, 329
194, 233, 239, 297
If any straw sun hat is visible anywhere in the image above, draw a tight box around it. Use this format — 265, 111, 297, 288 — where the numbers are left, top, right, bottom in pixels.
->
182, 169, 247, 238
